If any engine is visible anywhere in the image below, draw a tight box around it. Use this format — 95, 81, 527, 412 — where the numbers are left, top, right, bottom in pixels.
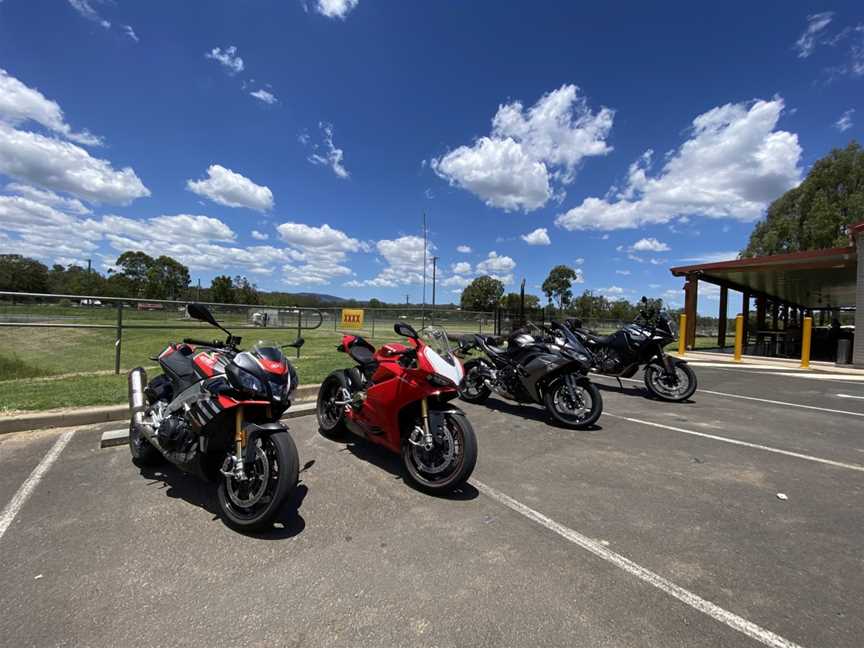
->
595, 348, 625, 374
157, 415, 195, 453
497, 366, 526, 401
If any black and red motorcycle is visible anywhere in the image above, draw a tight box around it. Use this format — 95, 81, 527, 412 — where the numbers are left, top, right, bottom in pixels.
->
128, 303, 303, 531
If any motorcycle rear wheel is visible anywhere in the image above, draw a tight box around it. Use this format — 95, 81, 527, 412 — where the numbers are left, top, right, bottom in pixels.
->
129, 420, 162, 466
459, 360, 491, 404
544, 378, 603, 429
402, 412, 477, 494
317, 372, 350, 437
216, 431, 299, 532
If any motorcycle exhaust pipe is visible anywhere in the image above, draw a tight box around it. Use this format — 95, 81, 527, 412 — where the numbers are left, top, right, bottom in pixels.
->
128, 367, 147, 425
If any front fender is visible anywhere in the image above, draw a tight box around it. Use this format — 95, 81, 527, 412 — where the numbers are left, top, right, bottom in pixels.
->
427, 405, 465, 440
242, 421, 288, 464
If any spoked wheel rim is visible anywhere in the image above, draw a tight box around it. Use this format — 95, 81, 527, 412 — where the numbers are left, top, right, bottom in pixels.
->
461, 367, 486, 399
551, 382, 593, 423
647, 365, 691, 399
406, 418, 465, 486
319, 380, 348, 429
221, 438, 281, 520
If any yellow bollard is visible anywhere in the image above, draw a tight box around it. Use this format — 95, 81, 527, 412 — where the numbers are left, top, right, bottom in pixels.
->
734, 314, 743, 362
800, 316, 812, 368
678, 313, 687, 355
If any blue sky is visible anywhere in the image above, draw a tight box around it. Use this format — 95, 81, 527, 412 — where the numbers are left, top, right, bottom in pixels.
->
0, 1, 861, 312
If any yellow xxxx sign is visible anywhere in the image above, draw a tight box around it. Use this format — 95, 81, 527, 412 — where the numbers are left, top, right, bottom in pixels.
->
340, 308, 364, 329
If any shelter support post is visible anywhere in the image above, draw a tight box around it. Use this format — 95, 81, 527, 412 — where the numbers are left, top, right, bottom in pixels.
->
801, 316, 813, 369
717, 286, 728, 348
741, 292, 751, 348
678, 314, 686, 355
855, 231, 864, 366
684, 274, 698, 350
734, 314, 743, 362
771, 301, 779, 331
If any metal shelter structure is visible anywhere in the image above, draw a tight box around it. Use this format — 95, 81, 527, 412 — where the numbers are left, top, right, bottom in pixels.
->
670, 221, 864, 365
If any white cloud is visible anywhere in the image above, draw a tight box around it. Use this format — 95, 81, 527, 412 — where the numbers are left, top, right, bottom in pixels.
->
68, 0, 110, 29
574, 257, 584, 265
431, 85, 613, 212
186, 164, 273, 212
616, 269, 631, 275
123, 25, 139, 42
205, 46, 244, 75
250, 89, 277, 105
277, 222, 365, 285
305, 122, 349, 179
476, 251, 516, 284
456, 244, 472, 253
251, 229, 268, 240
677, 251, 739, 263
0, 124, 149, 204
794, 12, 834, 58
596, 285, 624, 296
630, 237, 670, 252
520, 227, 551, 245
0, 69, 102, 146
442, 275, 471, 289
4, 183, 90, 215
835, 108, 854, 132
556, 98, 802, 231
346, 235, 433, 288
311, 0, 359, 19
451, 261, 472, 274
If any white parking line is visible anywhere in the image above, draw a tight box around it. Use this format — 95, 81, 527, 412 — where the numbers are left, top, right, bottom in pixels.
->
604, 413, 864, 473
837, 394, 864, 400
0, 430, 75, 542
473, 479, 805, 648
593, 375, 864, 417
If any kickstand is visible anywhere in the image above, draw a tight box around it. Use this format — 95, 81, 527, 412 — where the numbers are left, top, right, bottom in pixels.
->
616, 377, 624, 391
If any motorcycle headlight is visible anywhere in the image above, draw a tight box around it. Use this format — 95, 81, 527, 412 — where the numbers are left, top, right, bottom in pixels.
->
428, 373, 456, 388
227, 364, 268, 398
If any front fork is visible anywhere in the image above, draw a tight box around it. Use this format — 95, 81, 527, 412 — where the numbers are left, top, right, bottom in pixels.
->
408, 397, 435, 451
221, 405, 247, 481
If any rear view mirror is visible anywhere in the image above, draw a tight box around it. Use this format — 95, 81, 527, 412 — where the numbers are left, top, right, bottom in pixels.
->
394, 322, 418, 339
187, 303, 218, 327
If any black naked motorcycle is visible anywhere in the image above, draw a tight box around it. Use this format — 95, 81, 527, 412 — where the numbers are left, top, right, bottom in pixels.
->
128, 303, 304, 531
457, 321, 602, 428
564, 298, 697, 402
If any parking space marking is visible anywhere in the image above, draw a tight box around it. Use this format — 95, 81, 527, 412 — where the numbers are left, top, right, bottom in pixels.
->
837, 394, 864, 400
604, 413, 864, 473
0, 430, 75, 542
473, 479, 805, 648
593, 375, 864, 417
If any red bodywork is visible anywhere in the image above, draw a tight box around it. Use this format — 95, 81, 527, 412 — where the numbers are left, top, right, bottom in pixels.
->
338, 334, 458, 453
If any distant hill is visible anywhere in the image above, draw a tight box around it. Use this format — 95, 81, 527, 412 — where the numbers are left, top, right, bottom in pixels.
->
291, 292, 350, 304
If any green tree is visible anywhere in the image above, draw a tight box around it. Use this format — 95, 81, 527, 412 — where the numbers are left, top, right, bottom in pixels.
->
0, 255, 50, 293
502, 292, 540, 311
234, 275, 259, 305
460, 275, 504, 311
542, 265, 578, 310
114, 251, 154, 297
743, 141, 864, 257
144, 256, 190, 300
210, 275, 235, 303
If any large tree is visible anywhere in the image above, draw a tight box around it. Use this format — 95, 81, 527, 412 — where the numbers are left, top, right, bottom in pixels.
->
542, 265, 578, 310
0, 255, 49, 293
743, 141, 864, 257
146, 256, 190, 300
460, 275, 504, 311
502, 292, 540, 311
114, 251, 153, 297
210, 275, 235, 304
234, 275, 259, 305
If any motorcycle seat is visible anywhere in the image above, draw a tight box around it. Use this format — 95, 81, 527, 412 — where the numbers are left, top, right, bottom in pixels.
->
160, 347, 197, 392
582, 331, 613, 345
346, 339, 379, 377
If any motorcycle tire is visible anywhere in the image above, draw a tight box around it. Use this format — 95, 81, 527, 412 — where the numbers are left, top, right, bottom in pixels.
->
316, 372, 350, 438
459, 359, 491, 404
402, 412, 478, 494
644, 361, 697, 402
544, 378, 603, 429
217, 431, 299, 532
129, 420, 162, 466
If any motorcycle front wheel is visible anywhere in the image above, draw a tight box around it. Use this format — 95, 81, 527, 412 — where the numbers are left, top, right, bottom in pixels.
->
643, 362, 697, 402
216, 431, 299, 532
544, 377, 603, 429
402, 412, 477, 494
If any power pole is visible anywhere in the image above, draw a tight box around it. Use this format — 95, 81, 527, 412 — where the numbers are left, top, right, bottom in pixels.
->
86, 259, 92, 273
405, 294, 410, 305
197, 278, 201, 301
431, 256, 439, 323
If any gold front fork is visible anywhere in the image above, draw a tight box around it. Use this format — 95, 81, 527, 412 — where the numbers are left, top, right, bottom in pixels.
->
420, 397, 433, 448
235, 405, 245, 466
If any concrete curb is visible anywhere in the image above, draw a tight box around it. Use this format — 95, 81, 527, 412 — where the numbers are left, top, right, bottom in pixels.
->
1, 384, 320, 435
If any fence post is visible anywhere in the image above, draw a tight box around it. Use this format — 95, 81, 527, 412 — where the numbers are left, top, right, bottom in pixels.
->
114, 301, 123, 374
371, 309, 376, 339
734, 314, 743, 362
296, 310, 302, 359
334, 308, 338, 332
800, 316, 812, 368
678, 314, 687, 355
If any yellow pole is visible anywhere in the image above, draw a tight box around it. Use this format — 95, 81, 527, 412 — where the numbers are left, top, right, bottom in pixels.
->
734, 314, 743, 362
678, 313, 687, 355
800, 316, 812, 369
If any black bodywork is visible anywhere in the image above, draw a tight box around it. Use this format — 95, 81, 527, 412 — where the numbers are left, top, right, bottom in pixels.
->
459, 321, 594, 404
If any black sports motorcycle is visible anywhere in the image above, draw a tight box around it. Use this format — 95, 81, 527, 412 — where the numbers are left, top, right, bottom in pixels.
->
457, 321, 602, 428
564, 299, 697, 402
128, 303, 304, 531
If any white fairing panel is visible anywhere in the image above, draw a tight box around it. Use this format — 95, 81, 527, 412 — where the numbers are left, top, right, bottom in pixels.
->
424, 347, 464, 385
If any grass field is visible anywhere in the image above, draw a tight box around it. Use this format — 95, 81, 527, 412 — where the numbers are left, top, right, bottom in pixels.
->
0, 306, 718, 412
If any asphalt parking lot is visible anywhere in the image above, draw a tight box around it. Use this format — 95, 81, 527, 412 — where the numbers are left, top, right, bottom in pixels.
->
1, 364, 863, 648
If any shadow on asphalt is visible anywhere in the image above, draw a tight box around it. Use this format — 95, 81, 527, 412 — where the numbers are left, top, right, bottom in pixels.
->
594, 381, 696, 405
482, 397, 602, 432
319, 431, 479, 501
138, 463, 307, 538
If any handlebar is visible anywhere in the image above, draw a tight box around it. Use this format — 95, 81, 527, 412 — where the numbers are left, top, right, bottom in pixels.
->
183, 337, 223, 347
